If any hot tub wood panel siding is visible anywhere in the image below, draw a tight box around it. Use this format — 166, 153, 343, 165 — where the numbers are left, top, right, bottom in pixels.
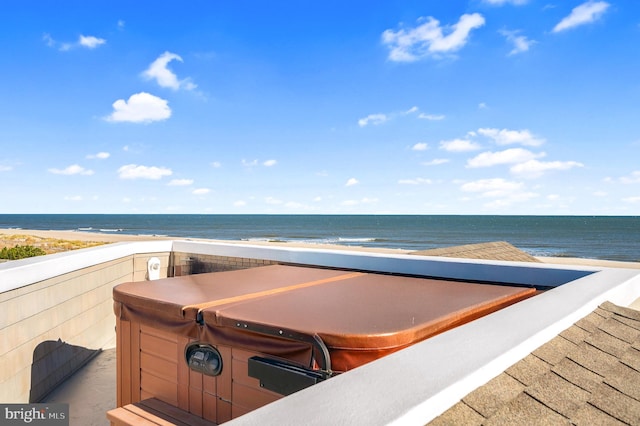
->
189, 368, 203, 417
230, 347, 282, 417
140, 325, 179, 407
141, 369, 178, 407
116, 319, 280, 424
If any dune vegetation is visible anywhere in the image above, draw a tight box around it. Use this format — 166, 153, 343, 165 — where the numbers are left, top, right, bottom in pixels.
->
0, 233, 106, 258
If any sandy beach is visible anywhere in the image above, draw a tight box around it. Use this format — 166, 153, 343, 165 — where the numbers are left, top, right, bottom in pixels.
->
0, 228, 175, 244
2, 227, 640, 269
0, 228, 412, 255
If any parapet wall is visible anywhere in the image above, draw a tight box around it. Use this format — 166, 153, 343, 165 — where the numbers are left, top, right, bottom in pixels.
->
171, 251, 277, 276
0, 250, 170, 403
0, 244, 280, 404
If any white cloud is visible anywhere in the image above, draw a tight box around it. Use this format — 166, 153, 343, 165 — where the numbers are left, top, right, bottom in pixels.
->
265, 196, 282, 205
382, 13, 485, 62
623, 196, 640, 204
593, 191, 607, 197
118, 164, 172, 180
242, 159, 277, 168
86, 152, 110, 160
64, 195, 83, 201
234, 200, 247, 207
440, 138, 482, 152
467, 148, 545, 168
211, 161, 222, 168
346, 178, 359, 186
478, 102, 488, 109
500, 30, 536, 55
483, 191, 539, 209
79, 35, 106, 49
106, 92, 171, 123
342, 197, 378, 206
358, 113, 388, 127
118, 20, 125, 30
422, 158, 449, 166
42, 33, 55, 47
0, 165, 12, 172
284, 201, 310, 210
398, 178, 432, 185
461, 178, 524, 198
192, 188, 210, 195
142, 52, 197, 91
620, 171, 640, 184
359, 106, 424, 127
510, 159, 584, 178
44, 33, 106, 50
460, 178, 539, 208
553, 1, 610, 33
168, 179, 194, 186
48, 164, 94, 175
412, 142, 429, 151
478, 128, 545, 146
418, 113, 445, 121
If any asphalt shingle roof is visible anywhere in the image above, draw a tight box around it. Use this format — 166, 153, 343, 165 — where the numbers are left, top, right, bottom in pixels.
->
411, 241, 541, 263
430, 301, 640, 425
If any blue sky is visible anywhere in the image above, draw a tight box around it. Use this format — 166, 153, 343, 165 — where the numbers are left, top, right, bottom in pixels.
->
1, 0, 639, 214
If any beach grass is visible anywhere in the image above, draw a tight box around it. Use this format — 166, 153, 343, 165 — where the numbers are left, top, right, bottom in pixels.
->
0, 233, 106, 255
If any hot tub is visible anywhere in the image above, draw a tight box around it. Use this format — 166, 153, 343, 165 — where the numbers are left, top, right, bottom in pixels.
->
112, 264, 535, 423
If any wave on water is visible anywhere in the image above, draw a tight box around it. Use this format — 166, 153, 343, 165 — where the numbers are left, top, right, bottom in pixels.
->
243, 237, 289, 243
242, 236, 380, 246
246, 237, 382, 244
2, 214, 639, 262
521, 247, 572, 258
75, 227, 124, 233
337, 237, 377, 243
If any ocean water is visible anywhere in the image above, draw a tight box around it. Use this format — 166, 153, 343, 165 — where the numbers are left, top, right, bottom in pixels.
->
0, 214, 638, 262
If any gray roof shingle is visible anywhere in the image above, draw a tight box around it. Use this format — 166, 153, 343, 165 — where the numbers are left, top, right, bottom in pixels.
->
410, 241, 542, 263
431, 302, 640, 425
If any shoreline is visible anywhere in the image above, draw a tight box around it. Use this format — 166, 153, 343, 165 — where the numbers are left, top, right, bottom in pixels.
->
2, 228, 640, 269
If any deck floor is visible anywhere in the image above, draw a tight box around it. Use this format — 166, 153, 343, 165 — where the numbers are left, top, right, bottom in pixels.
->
43, 345, 116, 426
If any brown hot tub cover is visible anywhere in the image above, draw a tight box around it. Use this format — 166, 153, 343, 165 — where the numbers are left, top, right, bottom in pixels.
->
114, 264, 535, 372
